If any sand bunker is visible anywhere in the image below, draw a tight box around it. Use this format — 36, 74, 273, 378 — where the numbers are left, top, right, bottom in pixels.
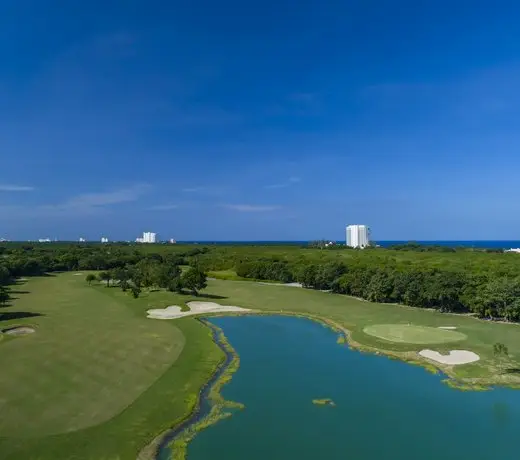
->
3, 326, 35, 336
147, 301, 250, 319
73, 273, 84, 276
419, 349, 480, 365
257, 282, 303, 288
438, 326, 458, 330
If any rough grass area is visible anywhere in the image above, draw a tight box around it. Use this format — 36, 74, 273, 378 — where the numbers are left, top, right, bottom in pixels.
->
363, 324, 467, 344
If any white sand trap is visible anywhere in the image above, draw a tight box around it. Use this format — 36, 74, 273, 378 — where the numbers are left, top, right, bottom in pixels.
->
147, 301, 250, 319
419, 349, 480, 365
257, 282, 303, 288
73, 273, 84, 276
4, 326, 35, 336
438, 326, 457, 330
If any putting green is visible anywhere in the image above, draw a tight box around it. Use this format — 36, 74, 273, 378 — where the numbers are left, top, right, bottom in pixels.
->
363, 324, 467, 344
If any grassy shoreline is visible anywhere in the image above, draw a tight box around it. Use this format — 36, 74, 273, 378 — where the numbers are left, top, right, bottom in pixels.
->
139, 319, 243, 460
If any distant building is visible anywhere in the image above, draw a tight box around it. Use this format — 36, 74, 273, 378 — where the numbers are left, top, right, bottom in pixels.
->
506, 248, 520, 253
169, 238, 176, 244
101, 237, 109, 243
136, 231, 157, 243
79, 237, 86, 242
346, 225, 370, 248
38, 238, 51, 243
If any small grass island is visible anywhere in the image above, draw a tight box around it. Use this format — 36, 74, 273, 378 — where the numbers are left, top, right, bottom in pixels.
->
312, 398, 336, 407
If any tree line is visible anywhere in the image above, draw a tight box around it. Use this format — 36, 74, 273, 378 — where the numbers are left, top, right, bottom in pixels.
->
89, 261, 207, 297
2, 242, 520, 322
0, 244, 209, 308
233, 257, 520, 321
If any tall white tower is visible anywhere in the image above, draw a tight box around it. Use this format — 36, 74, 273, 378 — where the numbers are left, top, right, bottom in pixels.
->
142, 232, 157, 243
346, 225, 370, 248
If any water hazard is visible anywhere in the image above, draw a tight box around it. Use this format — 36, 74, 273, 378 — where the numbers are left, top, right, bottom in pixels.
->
184, 315, 520, 460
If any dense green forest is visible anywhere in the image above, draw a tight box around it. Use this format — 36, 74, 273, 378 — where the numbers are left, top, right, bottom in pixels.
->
2, 242, 520, 321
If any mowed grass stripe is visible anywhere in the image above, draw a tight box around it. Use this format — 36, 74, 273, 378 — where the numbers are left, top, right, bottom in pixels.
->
0, 274, 185, 437
363, 324, 467, 344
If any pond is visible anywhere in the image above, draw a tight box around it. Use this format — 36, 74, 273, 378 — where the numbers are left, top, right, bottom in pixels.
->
183, 315, 520, 460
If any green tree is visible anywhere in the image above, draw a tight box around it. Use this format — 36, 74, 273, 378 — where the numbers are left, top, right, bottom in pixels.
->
156, 264, 182, 289
0, 265, 10, 286
0, 286, 10, 305
167, 276, 184, 294
112, 268, 130, 291
493, 342, 510, 372
98, 271, 111, 287
181, 267, 207, 295
366, 270, 394, 303
85, 274, 96, 285
296, 264, 318, 289
474, 278, 520, 320
130, 285, 141, 299
493, 342, 509, 357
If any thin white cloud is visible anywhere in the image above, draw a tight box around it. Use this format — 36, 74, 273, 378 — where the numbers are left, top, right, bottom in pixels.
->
264, 183, 287, 190
221, 204, 281, 212
0, 184, 35, 192
63, 184, 150, 208
264, 176, 301, 189
1, 184, 150, 219
181, 185, 229, 196
148, 203, 180, 211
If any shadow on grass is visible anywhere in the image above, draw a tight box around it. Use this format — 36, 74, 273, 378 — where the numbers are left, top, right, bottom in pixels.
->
0, 311, 43, 322
10, 290, 30, 295
194, 292, 228, 300
503, 367, 520, 375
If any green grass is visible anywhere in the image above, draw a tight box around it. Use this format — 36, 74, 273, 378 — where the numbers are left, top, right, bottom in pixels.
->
362, 324, 467, 344
0, 273, 223, 459
207, 269, 246, 281
312, 398, 336, 406
2, 273, 520, 459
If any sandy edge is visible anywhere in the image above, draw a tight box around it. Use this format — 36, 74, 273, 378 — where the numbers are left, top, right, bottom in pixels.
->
147, 301, 251, 319
3, 326, 36, 336
419, 349, 480, 365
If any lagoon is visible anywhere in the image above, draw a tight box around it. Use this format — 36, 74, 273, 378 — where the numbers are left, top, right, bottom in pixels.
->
185, 315, 520, 460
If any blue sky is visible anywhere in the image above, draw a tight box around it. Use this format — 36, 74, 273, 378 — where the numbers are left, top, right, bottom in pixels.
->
1, 1, 520, 241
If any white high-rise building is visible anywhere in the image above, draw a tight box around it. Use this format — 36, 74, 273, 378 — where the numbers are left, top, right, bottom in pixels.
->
101, 237, 109, 243
136, 232, 157, 243
346, 225, 370, 248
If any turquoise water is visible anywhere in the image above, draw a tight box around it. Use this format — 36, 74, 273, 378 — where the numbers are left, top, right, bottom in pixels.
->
186, 315, 520, 460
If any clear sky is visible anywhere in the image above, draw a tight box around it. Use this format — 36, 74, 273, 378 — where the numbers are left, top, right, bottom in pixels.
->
1, 1, 520, 241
